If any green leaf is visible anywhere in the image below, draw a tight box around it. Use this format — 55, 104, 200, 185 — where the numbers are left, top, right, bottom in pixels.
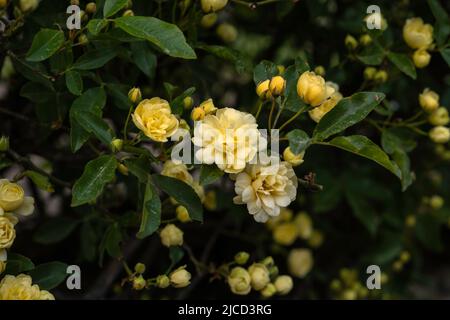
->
427, 0, 450, 46
171, 87, 196, 115
4, 254, 35, 275
440, 48, 450, 68
196, 43, 252, 73
28, 262, 68, 290
325, 135, 401, 178
115, 16, 196, 59
137, 179, 161, 239
284, 64, 309, 113
357, 43, 384, 65
103, 223, 123, 258
49, 48, 73, 73
23, 170, 54, 192
11, 57, 53, 88
71, 155, 117, 206
65, 70, 83, 95
72, 109, 113, 146
199, 165, 224, 186
253, 60, 278, 85
345, 189, 379, 235
124, 156, 153, 183
313, 92, 385, 141
103, 0, 128, 18
130, 41, 157, 78
26, 29, 65, 62
416, 214, 443, 252
169, 246, 185, 266
286, 129, 311, 154
105, 83, 132, 110
87, 19, 109, 35
387, 52, 416, 79
20, 81, 55, 103
72, 49, 118, 70
152, 174, 203, 222
33, 217, 79, 244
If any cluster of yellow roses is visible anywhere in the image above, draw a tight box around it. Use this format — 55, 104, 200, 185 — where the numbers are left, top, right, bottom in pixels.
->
329, 268, 386, 300
419, 89, 450, 144
227, 254, 293, 297
403, 18, 434, 69
0, 179, 35, 274
0, 274, 54, 300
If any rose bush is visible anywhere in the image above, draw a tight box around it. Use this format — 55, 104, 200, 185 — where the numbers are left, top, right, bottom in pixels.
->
0, 0, 450, 300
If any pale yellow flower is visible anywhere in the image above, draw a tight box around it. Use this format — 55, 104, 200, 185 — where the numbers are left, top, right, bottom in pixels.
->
403, 17, 434, 49
429, 126, 450, 144
0, 179, 34, 217
429, 107, 449, 126
159, 224, 183, 247
0, 274, 41, 300
297, 72, 335, 107
228, 267, 251, 295
169, 265, 191, 288
248, 263, 270, 291
232, 161, 298, 222
192, 108, 266, 174
288, 248, 313, 278
283, 147, 305, 167
0, 216, 15, 249
161, 160, 194, 185
132, 98, 179, 142
274, 275, 293, 295
419, 88, 439, 113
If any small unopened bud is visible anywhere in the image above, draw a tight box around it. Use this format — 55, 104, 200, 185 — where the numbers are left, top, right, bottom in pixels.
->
176, 205, 191, 223
156, 275, 170, 288
399, 251, 411, 263
234, 251, 250, 265
429, 195, 444, 210
373, 70, 388, 83
111, 138, 123, 152
256, 79, 271, 100
0, 136, 9, 152
314, 65, 326, 76
359, 34, 372, 46
413, 49, 431, 69
345, 34, 358, 50
216, 23, 237, 43
261, 283, 277, 298
183, 96, 194, 109
269, 76, 286, 96
78, 34, 89, 45
201, 13, 217, 28
117, 163, 129, 176
85, 2, 97, 14
128, 87, 142, 104
134, 262, 146, 274
132, 275, 146, 290
277, 65, 285, 75
261, 256, 274, 268
122, 9, 134, 17
429, 126, 450, 144
363, 67, 377, 80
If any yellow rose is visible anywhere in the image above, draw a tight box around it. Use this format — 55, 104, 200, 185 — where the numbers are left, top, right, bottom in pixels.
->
0, 216, 16, 249
169, 265, 191, 288
248, 263, 270, 291
403, 17, 434, 49
0, 274, 41, 300
256, 80, 271, 100
429, 126, 450, 144
198, 98, 217, 115
288, 248, 313, 278
412, 49, 431, 68
309, 91, 343, 123
273, 222, 298, 246
294, 212, 313, 240
132, 97, 179, 142
297, 71, 334, 107
283, 147, 305, 167
227, 267, 251, 295
159, 224, 183, 247
429, 107, 449, 126
201, 0, 228, 13
274, 275, 293, 295
419, 88, 440, 112
269, 76, 286, 96
0, 180, 24, 212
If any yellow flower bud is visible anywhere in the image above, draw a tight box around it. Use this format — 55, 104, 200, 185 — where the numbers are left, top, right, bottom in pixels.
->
85, 2, 97, 14
429, 195, 444, 210
117, 163, 129, 176
201, 0, 228, 13
200, 13, 217, 28
399, 251, 411, 263
413, 49, 431, 68
314, 65, 326, 76
330, 279, 341, 291
199, 98, 216, 114
363, 67, 377, 80
294, 212, 313, 240
269, 76, 286, 96
183, 96, 194, 110
359, 34, 372, 46
248, 263, 270, 291
345, 34, 358, 50
132, 275, 146, 290
156, 275, 170, 288
176, 205, 191, 223
288, 248, 313, 278
128, 87, 142, 104
277, 65, 285, 75
429, 107, 449, 126
256, 79, 271, 100
132, 98, 179, 142
273, 222, 298, 246
374, 70, 388, 83
204, 190, 217, 211
169, 265, 191, 288
111, 138, 123, 152
159, 224, 183, 247
419, 88, 440, 112
227, 267, 251, 295
403, 17, 434, 50
122, 9, 134, 17
216, 23, 237, 43
0, 136, 9, 152
234, 251, 250, 265
297, 71, 331, 107
191, 107, 206, 121
274, 275, 293, 295
405, 215, 416, 227
260, 283, 276, 298
77, 34, 89, 46
308, 230, 324, 248
79, 10, 88, 23
1, 56, 15, 80
261, 256, 274, 268
429, 126, 450, 144
134, 262, 146, 274
282, 147, 304, 167
392, 260, 403, 272
19, 0, 38, 12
